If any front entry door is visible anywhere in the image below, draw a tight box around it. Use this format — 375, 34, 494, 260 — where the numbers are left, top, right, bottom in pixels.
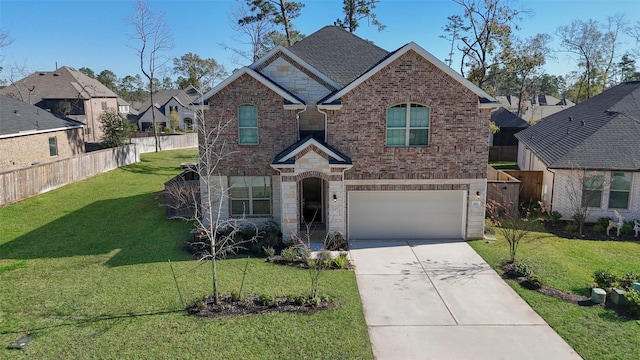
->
301, 178, 323, 224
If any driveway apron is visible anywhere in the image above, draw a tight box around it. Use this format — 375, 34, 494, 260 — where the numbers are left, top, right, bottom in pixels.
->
350, 240, 582, 360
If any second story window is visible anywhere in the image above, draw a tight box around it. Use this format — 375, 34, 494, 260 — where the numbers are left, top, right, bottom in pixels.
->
386, 103, 430, 146
101, 101, 108, 110
238, 104, 258, 145
48, 137, 58, 156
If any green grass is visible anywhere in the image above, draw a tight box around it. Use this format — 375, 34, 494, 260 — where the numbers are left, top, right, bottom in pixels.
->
0, 149, 372, 359
469, 229, 640, 360
488, 161, 519, 170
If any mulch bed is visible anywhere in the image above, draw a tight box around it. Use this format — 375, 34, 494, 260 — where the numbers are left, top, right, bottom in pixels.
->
544, 220, 639, 241
187, 294, 338, 318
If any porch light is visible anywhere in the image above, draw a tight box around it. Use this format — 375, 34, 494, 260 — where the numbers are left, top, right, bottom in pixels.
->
333, 194, 337, 202
476, 191, 481, 199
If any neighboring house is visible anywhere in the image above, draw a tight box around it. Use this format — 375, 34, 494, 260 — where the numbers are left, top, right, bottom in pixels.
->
135, 88, 199, 131
490, 107, 529, 146
198, 26, 498, 241
0, 66, 118, 142
0, 95, 85, 171
496, 94, 574, 123
515, 81, 640, 222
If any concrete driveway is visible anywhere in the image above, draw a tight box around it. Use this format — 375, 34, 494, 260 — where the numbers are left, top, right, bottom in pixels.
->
349, 240, 582, 360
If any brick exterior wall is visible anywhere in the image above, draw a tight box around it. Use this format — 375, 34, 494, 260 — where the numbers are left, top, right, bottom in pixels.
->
203, 73, 298, 176
0, 128, 85, 171
327, 50, 490, 180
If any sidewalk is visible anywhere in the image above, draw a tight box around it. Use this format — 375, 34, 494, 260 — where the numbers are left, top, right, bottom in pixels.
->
349, 240, 582, 360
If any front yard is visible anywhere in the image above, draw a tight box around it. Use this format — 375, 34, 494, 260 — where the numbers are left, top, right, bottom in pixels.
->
469, 229, 640, 360
0, 149, 372, 359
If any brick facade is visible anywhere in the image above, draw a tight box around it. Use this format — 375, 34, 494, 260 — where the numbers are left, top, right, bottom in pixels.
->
0, 129, 85, 171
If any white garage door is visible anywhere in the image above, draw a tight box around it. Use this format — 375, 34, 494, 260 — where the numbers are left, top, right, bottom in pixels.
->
348, 190, 466, 240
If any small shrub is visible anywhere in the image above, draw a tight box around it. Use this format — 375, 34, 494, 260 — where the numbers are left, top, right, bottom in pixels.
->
565, 221, 578, 232
333, 256, 349, 269
281, 247, 299, 263
596, 217, 611, 228
293, 295, 307, 306
325, 232, 348, 251
619, 272, 639, 289
230, 291, 241, 302
525, 274, 543, 289
258, 294, 274, 306
594, 269, 618, 288
263, 246, 276, 258
592, 224, 605, 233
314, 249, 333, 268
549, 211, 562, 223
620, 222, 633, 235
511, 261, 534, 278
625, 290, 640, 318
195, 299, 206, 311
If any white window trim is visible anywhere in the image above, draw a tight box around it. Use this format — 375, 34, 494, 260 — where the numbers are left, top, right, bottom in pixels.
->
238, 104, 258, 145
230, 176, 271, 216
607, 171, 632, 210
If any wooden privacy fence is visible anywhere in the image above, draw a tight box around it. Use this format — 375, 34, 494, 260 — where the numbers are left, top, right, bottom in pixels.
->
129, 133, 197, 153
504, 170, 543, 204
0, 145, 139, 206
487, 166, 520, 215
489, 146, 518, 162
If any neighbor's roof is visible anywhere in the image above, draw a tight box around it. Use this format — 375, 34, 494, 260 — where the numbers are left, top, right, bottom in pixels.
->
0, 95, 84, 138
491, 107, 529, 128
515, 81, 640, 170
288, 26, 390, 88
136, 89, 195, 112
0, 66, 117, 103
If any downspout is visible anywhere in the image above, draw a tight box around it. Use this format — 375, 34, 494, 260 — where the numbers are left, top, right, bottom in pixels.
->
296, 105, 307, 141
317, 106, 328, 143
547, 168, 556, 213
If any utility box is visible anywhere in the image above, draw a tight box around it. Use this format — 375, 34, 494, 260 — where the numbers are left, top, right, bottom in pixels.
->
611, 288, 627, 306
591, 288, 606, 304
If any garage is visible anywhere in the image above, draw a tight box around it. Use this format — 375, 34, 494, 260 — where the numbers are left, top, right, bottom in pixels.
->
348, 190, 466, 240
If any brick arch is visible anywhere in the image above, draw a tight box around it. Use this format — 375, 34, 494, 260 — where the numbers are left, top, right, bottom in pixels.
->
296, 170, 331, 182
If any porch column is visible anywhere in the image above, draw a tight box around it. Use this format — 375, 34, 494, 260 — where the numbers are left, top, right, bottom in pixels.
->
327, 180, 346, 235
280, 179, 298, 241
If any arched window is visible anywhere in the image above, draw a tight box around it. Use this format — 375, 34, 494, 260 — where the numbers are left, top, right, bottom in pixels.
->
238, 104, 258, 145
386, 103, 430, 146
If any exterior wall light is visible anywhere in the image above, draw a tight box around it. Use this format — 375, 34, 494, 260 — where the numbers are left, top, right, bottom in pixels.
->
333, 194, 337, 202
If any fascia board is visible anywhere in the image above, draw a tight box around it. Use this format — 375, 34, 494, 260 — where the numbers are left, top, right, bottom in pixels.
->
278, 138, 346, 163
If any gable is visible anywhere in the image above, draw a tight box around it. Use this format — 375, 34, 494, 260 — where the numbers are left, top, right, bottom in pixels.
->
321, 43, 497, 108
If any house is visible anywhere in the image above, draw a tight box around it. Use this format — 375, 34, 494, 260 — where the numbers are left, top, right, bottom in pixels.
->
0, 66, 118, 142
135, 88, 199, 131
198, 26, 498, 241
515, 81, 640, 222
496, 94, 574, 123
0, 95, 85, 171
490, 107, 529, 146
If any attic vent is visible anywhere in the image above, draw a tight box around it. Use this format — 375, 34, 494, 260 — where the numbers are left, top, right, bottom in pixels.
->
39, 73, 45, 76
53, 73, 60, 76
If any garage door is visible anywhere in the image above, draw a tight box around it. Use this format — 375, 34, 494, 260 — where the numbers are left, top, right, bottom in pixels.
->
348, 190, 466, 240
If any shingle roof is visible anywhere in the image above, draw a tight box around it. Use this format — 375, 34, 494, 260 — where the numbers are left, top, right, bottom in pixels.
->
273, 136, 352, 165
0, 95, 84, 137
288, 26, 390, 87
136, 89, 195, 111
491, 107, 529, 128
0, 66, 117, 103
515, 81, 640, 170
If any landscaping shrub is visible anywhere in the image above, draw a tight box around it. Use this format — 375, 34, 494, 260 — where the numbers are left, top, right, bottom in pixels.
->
620, 221, 634, 235
592, 224, 605, 233
549, 210, 562, 223
523, 273, 543, 290
325, 232, 348, 251
593, 269, 619, 288
258, 293, 274, 306
619, 272, 639, 289
281, 246, 299, 263
333, 252, 349, 269
625, 290, 640, 318
511, 261, 534, 278
262, 246, 276, 258
596, 217, 611, 228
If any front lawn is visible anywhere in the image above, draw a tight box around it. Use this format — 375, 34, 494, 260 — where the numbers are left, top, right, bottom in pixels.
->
469, 230, 640, 360
0, 149, 372, 359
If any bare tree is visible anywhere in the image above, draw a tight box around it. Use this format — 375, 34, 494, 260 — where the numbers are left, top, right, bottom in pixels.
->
165, 100, 259, 304
226, 0, 276, 63
563, 169, 608, 236
486, 183, 541, 263
452, 0, 527, 89
127, 0, 174, 152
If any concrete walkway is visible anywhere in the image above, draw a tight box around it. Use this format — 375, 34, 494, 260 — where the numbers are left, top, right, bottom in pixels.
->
349, 240, 582, 360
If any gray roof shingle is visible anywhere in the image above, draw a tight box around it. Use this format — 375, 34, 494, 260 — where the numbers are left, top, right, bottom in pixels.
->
0, 66, 117, 103
515, 81, 640, 170
0, 95, 84, 137
491, 107, 529, 128
288, 26, 390, 87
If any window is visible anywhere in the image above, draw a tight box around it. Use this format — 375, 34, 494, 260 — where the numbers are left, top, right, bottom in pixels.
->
101, 101, 108, 110
609, 172, 631, 209
238, 105, 258, 145
230, 176, 270, 215
582, 171, 603, 207
386, 103, 430, 146
48, 137, 58, 156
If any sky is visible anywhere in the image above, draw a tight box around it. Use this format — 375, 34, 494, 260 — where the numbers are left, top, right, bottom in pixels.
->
1, 0, 639, 84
